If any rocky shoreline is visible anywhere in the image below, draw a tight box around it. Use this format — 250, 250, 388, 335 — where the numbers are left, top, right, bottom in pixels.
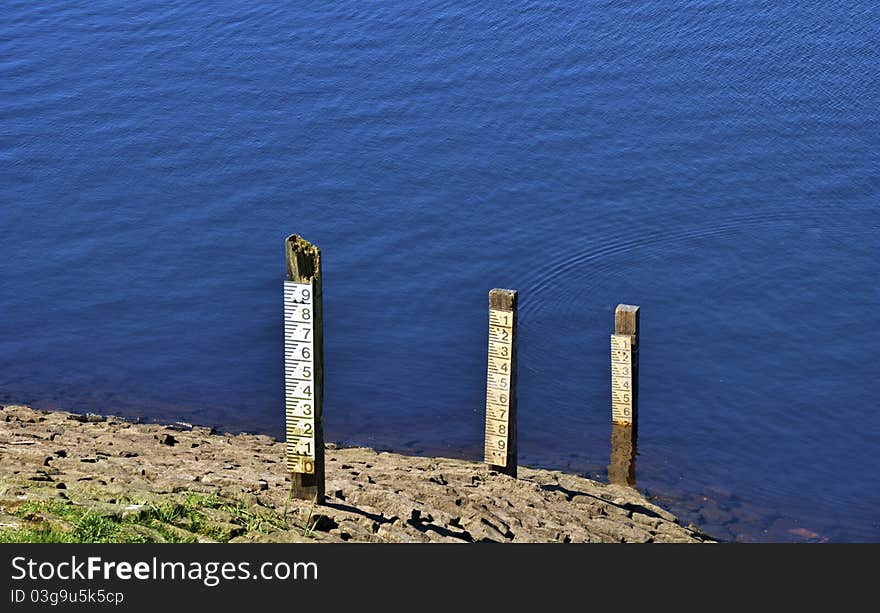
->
0, 404, 712, 543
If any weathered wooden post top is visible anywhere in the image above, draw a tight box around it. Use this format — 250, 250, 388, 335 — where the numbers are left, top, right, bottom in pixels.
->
484, 288, 518, 478
284, 234, 325, 504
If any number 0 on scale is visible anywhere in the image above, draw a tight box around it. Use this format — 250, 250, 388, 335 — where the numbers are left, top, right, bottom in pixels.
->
285, 280, 316, 474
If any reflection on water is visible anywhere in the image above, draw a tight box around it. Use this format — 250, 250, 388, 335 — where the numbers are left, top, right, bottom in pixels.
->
608, 423, 637, 487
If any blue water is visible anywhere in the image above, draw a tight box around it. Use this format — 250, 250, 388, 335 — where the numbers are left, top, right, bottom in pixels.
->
1, 1, 878, 542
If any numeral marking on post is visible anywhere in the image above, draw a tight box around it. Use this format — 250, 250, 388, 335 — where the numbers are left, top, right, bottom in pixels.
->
485, 308, 514, 467
611, 334, 634, 424
285, 281, 316, 473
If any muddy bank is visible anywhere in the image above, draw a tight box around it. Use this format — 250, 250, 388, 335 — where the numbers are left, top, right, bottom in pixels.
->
0, 405, 712, 543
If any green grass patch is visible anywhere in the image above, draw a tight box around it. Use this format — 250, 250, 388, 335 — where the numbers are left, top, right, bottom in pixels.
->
0, 526, 76, 544
0, 493, 290, 544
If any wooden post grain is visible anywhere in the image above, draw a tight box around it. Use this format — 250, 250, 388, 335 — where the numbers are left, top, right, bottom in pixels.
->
284, 234, 325, 504
484, 288, 518, 477
608, 422, 637, 486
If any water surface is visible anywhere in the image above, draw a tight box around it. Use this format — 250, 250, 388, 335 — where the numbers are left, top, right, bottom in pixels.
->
1, 1, 878, 541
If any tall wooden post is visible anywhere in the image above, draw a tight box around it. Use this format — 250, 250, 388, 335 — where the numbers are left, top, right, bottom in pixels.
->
284, 234, 325, 504
484, 288, 518, 478
609, 304, 639, 486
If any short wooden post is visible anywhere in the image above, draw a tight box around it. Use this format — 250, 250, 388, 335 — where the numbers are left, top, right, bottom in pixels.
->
284, 234, 325, 504
609, 304, 639, 486
608, 423, 637, 486
484, 288, 518, 478
611, 304, 639, 427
